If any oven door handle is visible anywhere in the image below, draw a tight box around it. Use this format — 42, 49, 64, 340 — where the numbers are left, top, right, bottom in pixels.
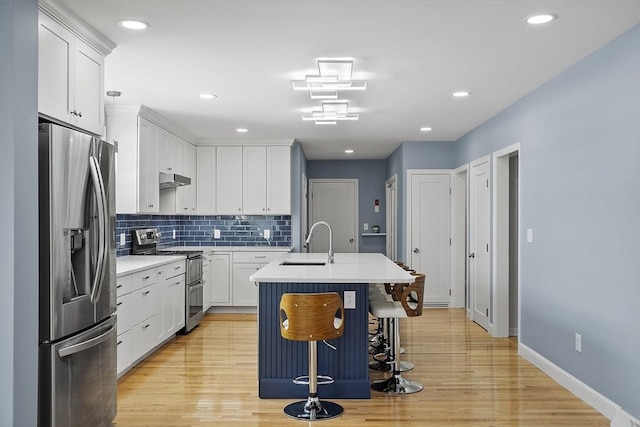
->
188, 281, 205, 291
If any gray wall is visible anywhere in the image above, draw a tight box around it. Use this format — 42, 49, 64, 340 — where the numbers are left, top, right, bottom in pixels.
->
0, 0, 39, 425
306, 160, 387, 253
455, 24, 640, 419
386, 141, 455, 262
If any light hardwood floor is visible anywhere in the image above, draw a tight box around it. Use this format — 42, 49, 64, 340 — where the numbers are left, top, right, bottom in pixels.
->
114, 309, 608, 426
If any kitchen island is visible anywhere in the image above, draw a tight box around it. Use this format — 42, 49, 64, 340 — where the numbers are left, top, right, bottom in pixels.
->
250, 253, 414, 399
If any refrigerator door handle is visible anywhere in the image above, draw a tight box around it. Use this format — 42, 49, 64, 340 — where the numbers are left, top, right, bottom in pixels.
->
89, 155, 108, 304
57, 324, 115, 358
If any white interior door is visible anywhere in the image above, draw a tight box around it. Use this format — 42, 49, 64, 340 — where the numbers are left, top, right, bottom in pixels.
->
407, 170, 451, 306
309, 179, 358, 253
385, 175, 398, 260
470, 157, 491, 330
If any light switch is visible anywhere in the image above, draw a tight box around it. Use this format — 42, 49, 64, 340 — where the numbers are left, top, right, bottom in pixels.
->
263, 229, 270, 239
363, 223, 369, 231
119, 233, 125, 247
527, 228, 533, 243
214, 229, 221, 239
172, 229, 176, 239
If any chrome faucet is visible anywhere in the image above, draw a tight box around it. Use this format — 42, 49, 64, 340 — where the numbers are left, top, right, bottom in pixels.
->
306, 221, 334, 264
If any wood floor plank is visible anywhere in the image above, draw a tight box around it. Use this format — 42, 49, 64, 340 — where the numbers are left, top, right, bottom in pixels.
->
114, 309, 609, 426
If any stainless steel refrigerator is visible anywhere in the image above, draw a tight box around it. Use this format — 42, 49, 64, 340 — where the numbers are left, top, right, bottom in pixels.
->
38, 123, 117, 427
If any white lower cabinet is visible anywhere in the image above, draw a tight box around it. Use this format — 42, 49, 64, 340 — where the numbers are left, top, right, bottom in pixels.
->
159, 260, 186, 342
231, 251, 287, 306
116, 259, 185, 377
211, 253, 231, 306
203, 255, 212, 312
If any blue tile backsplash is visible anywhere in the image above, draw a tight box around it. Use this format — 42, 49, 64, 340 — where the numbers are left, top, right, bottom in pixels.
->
116, 214, 292, 257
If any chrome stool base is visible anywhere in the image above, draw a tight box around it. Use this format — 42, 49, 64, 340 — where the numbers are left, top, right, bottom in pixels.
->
371, 373, 423, 395
369, 359, 414, 372
284, 396, 344, 421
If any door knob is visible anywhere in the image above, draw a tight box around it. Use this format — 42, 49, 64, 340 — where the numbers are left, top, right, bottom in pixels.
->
413, 248, 419, 253
468, 253, 475, 258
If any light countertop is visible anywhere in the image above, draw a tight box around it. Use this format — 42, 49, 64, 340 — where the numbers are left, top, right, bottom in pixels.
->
157, 246, 293, 253
116, 255, 186, 277
249, 253, 414, 284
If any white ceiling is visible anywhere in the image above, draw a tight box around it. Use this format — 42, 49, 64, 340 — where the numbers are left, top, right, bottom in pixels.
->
59, 0, 640, 160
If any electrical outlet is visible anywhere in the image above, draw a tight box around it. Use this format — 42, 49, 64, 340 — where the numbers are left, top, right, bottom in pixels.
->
172, 229, 176, 239
214, 229, 221, 239
263, 229, 270, 239
344, 291, 356, 309
575, 333, 582, 353
119, 233, 125, 247
363, 223, 369, 231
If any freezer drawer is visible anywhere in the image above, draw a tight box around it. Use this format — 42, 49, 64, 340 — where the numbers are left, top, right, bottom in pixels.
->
39, 316, 117, 427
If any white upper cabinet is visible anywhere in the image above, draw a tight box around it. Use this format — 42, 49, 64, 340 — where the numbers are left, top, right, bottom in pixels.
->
37, 8, 112, 136
137, 118, 160, 213
215, 146, 244, 215
266, 146, 291, 214
196, 146, 216, 215
242, 146, 268, 214
176, 141, 197, 214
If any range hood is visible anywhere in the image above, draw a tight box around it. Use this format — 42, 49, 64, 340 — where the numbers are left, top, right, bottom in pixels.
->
159, 172, 191, 189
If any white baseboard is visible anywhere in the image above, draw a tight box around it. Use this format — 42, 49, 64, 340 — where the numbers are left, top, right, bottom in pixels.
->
612, 409, 640, 427
518, 343, 622, 421
509, 327, 518, 337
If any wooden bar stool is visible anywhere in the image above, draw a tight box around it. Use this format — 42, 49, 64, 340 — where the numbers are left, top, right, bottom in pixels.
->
369, 274, 425, 394
279, 292, 345, 421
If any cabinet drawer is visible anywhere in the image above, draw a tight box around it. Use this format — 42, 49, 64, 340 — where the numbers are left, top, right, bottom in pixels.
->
164, 260, 185, 279
116, 274, 132, 297
130, 315, 159, 362
131, 267, 157, 291
232, 251, 286, 263
116, 329, 132, 376
131, 283, 159, 326
116, 293, 134, 333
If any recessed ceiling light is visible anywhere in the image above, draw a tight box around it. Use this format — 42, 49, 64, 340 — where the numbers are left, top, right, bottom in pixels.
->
236, 128, 248, 133
420, 127, 432, 132
199, 93, 217, 99
345, 149, 354, 154
525, 14, 557, 25
452, 91, 470, 97
118, 20, 149, 30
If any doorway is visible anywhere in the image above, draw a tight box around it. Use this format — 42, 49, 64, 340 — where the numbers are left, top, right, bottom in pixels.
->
385, 175, 398, 260
308, 179, 358, 253
451, 165, 468, 309
406, 170, 451, 306
492, 143, 520, 337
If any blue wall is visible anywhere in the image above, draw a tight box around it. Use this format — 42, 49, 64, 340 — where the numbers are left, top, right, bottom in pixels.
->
306, 160, 387, 253
454, 24, 640, 419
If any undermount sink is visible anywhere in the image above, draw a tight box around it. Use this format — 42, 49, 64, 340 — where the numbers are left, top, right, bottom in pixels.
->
279, 260, 327, 266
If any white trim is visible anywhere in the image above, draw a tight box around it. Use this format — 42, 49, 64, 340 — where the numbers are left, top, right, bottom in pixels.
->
385, 174, 398, 260
611, 409, 640, 427
519, 343, 621, 421
491, 142, 521, 337
451, 164, 468, 309
308, 178, 359, 253
197, 138, 295, 147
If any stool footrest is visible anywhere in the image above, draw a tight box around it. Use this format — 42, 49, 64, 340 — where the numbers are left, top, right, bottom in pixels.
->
293, 375, 334, 386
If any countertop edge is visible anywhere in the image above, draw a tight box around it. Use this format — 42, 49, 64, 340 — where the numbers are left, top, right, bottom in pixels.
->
116, 255, 186, 277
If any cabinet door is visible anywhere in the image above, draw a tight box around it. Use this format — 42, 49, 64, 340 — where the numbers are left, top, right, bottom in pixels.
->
38, 11, 72, 124
174, 279, 185, 330
267, 146, 291, 214
202, 258, 212, 312
138, 118, 159, 213
131, 315, 160, 362
72, 38, 104, 135
158, 128, 173, 174
162, 274, 185, 339
116, 330, 132, 376
215, 146, 243, 214
242, 146, 267, 214
211, 253, 231, 305
196, 146, 216, 214
232, 263, 261, 306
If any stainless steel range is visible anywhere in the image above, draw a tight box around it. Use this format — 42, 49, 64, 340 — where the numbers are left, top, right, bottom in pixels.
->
131, 228, 204, 333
